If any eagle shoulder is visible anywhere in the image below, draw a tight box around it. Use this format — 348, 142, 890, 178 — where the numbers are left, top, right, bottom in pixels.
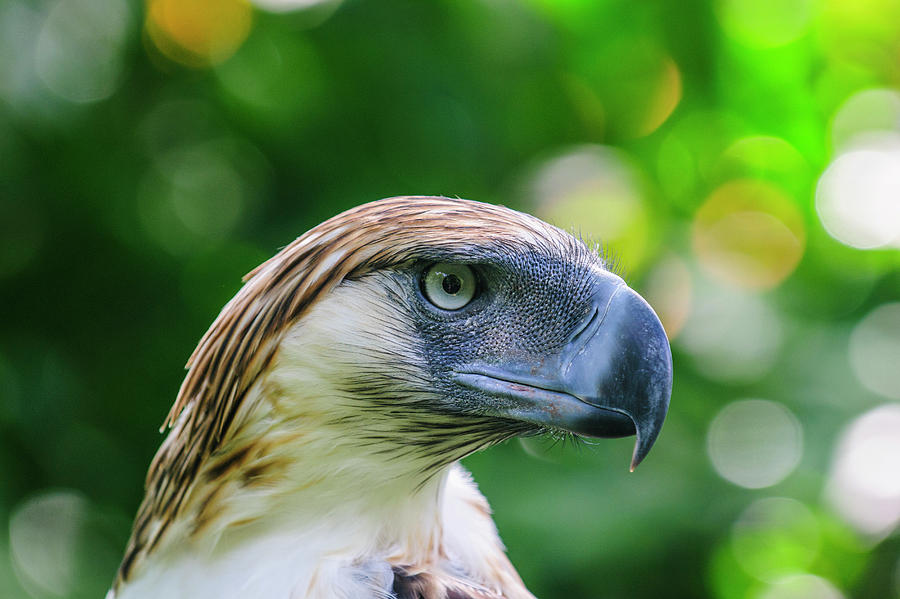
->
391, 567, 507, 599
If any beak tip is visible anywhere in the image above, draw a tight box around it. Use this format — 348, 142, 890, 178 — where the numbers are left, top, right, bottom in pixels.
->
629, 440, 649, 472
626, 386, 670, 471
599, 284, 671, 472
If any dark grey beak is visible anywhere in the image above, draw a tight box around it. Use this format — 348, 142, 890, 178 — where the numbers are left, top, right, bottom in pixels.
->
453, 272, 673, 470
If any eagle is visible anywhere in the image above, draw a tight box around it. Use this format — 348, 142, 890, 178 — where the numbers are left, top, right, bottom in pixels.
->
108, 196, 672, 599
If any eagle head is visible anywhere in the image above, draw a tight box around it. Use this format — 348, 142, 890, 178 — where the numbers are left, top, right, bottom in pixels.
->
112, 196, 672, 599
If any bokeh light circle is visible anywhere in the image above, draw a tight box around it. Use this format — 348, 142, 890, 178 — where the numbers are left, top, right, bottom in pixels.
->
9, 490, 88, 596
569, 38, 682, 139
831, 88, 900, 152
641, 254, 693, 340
758, 574, 845, 599
137, 139, 257, 254
0, 2, 41, 109
708, 400, 803, 489
731, 497, 820, 582
849, 303, 900, 400
816, 134, 900, 249
818, 0, 900, 79
146, 0, 253, 67
635, 55, 683, 138
251, 0, 342, 14
693, 179, 805, 290
827, 404, 900, 538
215, 30, 325, 127
35, 0, 131, 103
716, 0, 815, 48
717, 136, 808, 189
528, 145, 652, 273
679, 282, 783, 383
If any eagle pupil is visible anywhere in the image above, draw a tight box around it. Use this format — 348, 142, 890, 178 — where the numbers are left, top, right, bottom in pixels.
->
442, 274, 462, 295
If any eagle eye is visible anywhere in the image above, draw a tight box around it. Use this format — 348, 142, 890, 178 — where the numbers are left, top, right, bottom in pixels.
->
422, 263, 477, 311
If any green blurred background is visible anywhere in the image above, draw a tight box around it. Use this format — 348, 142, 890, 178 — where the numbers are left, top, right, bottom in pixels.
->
2, 0, 900, 597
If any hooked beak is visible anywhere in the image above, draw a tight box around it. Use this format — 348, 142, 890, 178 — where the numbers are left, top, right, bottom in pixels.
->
453, 272, 672, 470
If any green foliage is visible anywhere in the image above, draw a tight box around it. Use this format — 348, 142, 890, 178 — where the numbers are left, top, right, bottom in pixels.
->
1, 0, 899, 597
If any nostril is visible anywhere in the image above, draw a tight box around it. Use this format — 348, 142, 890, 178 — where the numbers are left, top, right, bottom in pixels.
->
562, 283, 625, 376
569, 305, 600, 345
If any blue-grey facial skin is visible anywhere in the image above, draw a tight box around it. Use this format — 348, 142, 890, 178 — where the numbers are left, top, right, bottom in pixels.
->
343, 240, 672, 470
411, 248, 601, 396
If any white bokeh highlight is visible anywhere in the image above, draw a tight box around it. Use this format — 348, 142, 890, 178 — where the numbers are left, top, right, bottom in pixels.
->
9, 490, 88, 597
759, 574, 846, 599
816, 138, 900, 249
524, 144, 653, 272
679, 281, 782, 383
35, 0, 131, 103
708, 399, 803, 489
849, 303, 900, 400
530, 145, 645, 239
826, 404, 900, 538
251, 0, 341, 14
831, 88, 900, 152
0, 2, 42, 107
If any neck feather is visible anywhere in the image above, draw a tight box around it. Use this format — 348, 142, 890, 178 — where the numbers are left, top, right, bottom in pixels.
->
117, 372, 532, 599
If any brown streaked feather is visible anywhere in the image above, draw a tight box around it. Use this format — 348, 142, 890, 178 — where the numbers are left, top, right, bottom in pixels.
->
116, 196, 577, 586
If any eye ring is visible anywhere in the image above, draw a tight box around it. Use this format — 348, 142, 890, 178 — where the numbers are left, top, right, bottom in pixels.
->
422, 263, 477, 311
